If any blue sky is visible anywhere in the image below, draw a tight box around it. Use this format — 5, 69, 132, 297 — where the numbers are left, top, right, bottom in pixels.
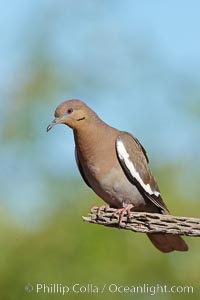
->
1, 1, 200, 79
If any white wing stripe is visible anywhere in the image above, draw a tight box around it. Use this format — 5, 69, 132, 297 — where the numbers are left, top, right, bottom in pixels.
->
117, 140, 160, 197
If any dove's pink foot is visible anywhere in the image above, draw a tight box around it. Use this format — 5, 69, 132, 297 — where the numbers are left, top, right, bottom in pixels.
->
113, 204, 134, 225
90, 205, 110, 217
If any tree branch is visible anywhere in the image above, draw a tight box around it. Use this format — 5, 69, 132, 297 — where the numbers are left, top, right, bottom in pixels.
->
82, 207, 200, 237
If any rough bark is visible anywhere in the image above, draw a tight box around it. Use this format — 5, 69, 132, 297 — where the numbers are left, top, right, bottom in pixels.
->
82, 207, 200, 236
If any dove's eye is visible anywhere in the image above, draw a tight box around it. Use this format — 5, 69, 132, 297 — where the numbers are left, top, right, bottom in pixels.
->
67, 108, 73, 114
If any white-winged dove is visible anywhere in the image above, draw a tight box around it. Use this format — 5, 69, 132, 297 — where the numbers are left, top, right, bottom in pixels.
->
47, 99, 188, 253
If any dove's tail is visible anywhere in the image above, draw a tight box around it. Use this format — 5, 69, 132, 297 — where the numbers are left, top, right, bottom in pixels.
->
147, 233, 188, 253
